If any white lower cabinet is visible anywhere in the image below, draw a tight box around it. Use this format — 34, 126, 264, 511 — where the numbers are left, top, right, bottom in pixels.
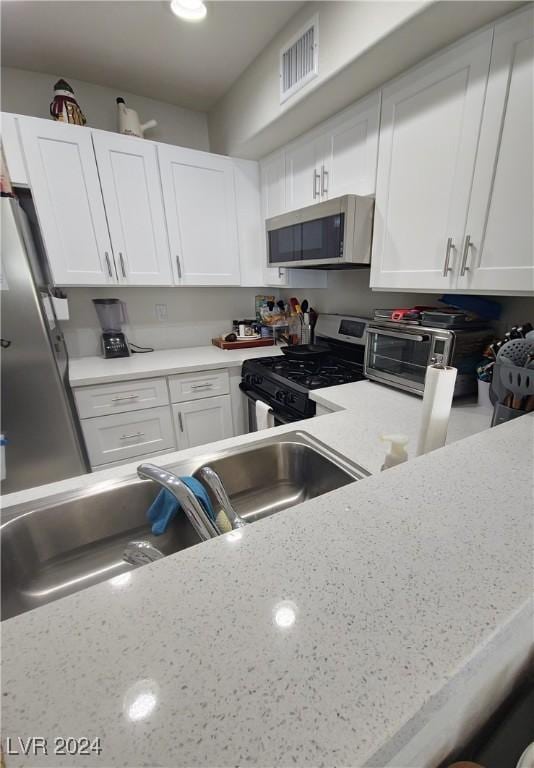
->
83, 405, 176, 468
172, 395, 234, 450
76, 368, 238, 469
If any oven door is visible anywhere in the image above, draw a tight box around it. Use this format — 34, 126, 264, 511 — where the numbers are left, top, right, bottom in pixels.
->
240, 386, 300, 431
364, 328, 435, 394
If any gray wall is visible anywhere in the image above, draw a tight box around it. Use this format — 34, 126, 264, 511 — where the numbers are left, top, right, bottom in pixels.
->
1, 66, 210, 150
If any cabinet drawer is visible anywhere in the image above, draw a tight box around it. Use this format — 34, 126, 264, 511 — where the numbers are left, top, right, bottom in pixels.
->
82, 406, 175, 467
168, 369, 229, 403
74, 378, 169, 418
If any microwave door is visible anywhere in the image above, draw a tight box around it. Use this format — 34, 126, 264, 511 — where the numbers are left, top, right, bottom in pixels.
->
268, 224, 300, 264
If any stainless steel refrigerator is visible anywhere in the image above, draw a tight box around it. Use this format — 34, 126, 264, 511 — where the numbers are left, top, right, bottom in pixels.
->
1, 196, 88, 494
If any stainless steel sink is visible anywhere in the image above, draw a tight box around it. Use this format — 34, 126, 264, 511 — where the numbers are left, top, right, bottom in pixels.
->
2, 432, 368, 620
193, 437, 361, 522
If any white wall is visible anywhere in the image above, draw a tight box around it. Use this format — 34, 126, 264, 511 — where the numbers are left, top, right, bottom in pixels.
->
208, 1, 520, 158
61, 286, 263, 358
1, 67, 210, 150
281, 271, 534, 334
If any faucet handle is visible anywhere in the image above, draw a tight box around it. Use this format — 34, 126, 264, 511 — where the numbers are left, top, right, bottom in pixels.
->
198, 467, 247, 530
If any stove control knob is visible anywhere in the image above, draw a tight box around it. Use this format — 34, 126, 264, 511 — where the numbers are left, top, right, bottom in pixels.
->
253, 375, 263, 385
286, 392, 295, 404
275, 390, 287, 403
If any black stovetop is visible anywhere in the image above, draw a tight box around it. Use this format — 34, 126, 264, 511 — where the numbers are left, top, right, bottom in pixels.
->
256, 355, 364, 390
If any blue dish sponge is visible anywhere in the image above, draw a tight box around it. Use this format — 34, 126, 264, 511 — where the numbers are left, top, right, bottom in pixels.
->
147, 477, 215, 535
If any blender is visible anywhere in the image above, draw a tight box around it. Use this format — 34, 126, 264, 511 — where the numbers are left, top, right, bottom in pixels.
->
93, 299, 130, 358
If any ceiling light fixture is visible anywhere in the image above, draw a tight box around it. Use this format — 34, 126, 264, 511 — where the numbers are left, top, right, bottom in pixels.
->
170, 0, 207, 22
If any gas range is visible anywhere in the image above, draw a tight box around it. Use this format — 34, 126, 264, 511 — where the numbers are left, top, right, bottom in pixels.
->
241, 314, 369, 425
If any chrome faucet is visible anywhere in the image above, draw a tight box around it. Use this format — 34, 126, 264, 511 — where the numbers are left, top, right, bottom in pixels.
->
198, 466, 248, 530
137, 463, 219, 541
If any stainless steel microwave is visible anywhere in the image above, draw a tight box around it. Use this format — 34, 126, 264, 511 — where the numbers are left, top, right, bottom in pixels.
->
364, 321, 493, 397
266, 194, 374, 268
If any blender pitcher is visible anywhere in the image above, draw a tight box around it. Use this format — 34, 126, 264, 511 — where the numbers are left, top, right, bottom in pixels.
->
92, 298, 130, 358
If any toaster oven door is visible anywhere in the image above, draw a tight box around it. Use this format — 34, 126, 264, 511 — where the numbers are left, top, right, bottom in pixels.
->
365, 328, 437, 394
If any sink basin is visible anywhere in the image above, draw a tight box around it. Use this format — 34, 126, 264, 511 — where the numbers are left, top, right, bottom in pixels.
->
1, 479, 201, 621
2, 431, 368, 620
193, 437, 361, 522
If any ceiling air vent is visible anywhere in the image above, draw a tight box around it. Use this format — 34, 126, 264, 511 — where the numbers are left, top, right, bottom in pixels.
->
280, 15, 319, 104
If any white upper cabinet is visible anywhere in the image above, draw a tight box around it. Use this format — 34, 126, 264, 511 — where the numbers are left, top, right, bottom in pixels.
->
459, 7, 534, 294
260, 151, 288, 286
322, 93, 380, 199
18, 117, 114, 286
284, 92, 380, 209
92, 131, 173, 286
285, 133, 325, 210
158, 145, 240, 286
370, 30, 493, 291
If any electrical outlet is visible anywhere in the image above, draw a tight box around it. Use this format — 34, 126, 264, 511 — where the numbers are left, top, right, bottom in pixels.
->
155, 304, 168, 322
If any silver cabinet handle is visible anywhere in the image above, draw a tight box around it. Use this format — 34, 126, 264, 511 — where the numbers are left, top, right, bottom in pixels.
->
191, 383, 213, 390
111, 394, 139, 402
313, 169, 321, 199
278, 267, 284, 280
320, 165, 329, 197
443, 237, 455, 277
178, 412, 184, 432
176, 255, 182, 279
460, 235, 473, 276
120, 432, 144, 440
104, 252, 113, 278
119, 252, 127, 278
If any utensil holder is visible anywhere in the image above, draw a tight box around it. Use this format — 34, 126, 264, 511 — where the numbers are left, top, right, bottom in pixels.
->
490, 359, 534, 426
491, 402, 526, 427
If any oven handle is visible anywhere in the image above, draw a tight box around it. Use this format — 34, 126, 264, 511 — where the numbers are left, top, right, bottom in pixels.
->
369, 329, 430, 342
239, 384, 297, 425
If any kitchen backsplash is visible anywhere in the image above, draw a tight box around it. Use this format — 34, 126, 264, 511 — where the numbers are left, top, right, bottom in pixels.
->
61, 286, 264, 357
62, 278, 534, 358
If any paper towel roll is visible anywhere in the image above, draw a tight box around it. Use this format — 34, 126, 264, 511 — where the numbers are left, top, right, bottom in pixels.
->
416, 365, 457, 456
256, 399, 274, 430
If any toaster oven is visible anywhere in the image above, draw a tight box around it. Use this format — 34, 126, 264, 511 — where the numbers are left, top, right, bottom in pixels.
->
364, 321, 493, 397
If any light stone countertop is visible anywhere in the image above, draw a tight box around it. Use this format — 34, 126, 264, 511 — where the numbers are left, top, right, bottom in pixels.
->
69, 344, 284, 387
2, 374, 533, 767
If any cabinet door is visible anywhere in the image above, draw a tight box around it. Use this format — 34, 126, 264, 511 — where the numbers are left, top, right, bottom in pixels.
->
92, 131, 173, 286
322, 92, 380, 198
459, 8, 534, 293
285, 133, 325, 210
18, 117, 114, 286
260, 151, 288, 286
173, 395, 234, 450
159, 145, 240, 285
370, 30, 492, 291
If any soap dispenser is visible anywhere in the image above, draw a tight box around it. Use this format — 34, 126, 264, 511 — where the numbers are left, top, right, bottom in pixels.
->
380, 434, 409, 471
